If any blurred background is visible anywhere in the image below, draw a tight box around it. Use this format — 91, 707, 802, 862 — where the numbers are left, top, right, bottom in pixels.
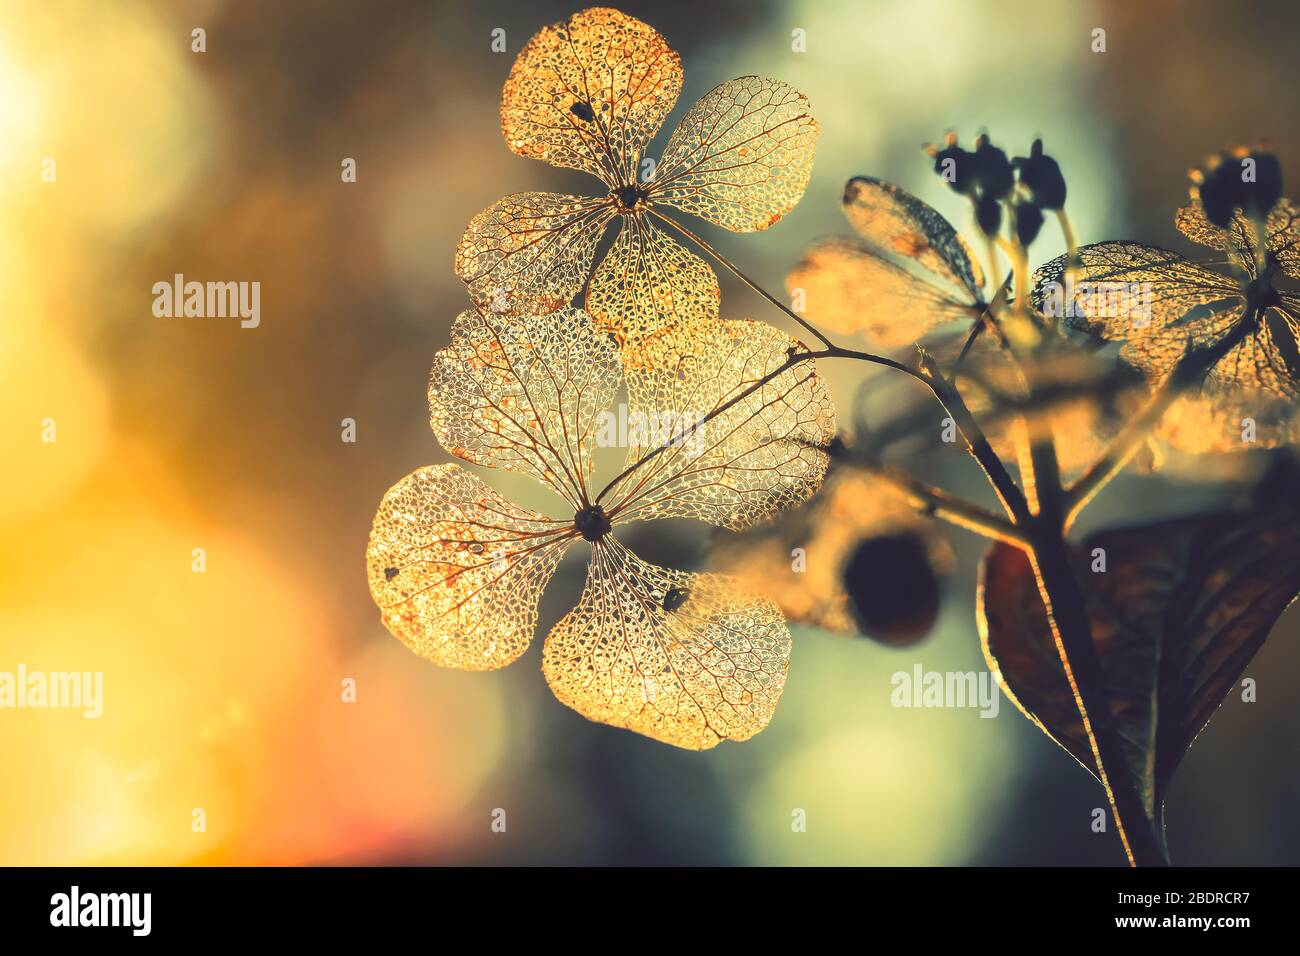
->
2, 0, 1298, 865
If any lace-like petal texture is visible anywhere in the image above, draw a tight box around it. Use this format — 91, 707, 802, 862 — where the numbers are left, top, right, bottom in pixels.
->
500, 6, 682, 185
1124, 304, 1300, 451
787, 237, 981, 344
456, 192, 615, 317
841, 176, 986, 296
429, 308, 622, 507
1174, 199, 1300, 280
1032, 240, 1300, 454
1031, 242, 1240, 339
542, 537, 791, 749
475, 11, 820, 364
607, 318, 836, 530
653, 77, 819, 232
585, 216, 720, 347
367, 464, 574, 669
374, 304, 831, 747
1270, 199, 1300, 277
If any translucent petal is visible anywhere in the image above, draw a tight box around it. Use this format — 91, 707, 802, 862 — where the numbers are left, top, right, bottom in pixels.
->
542, 537, 791, 749
1119, 306, 1300, 452
455, 192, 614, 318
786, 237, 980, 345
1031, 241, 1240, 339
585, 216, 720, 347
1122, 306, 1300, 399
429, 308, 622, 507
1174, 198, 1300, 279
605, 318, 836, 530
1156, 391, 1299, 453
840, 176, 985, 296
500, 7, 682, 186
367, 464, 574, 669
651, 77, 818, 232
1267, 198, 1300, 278
1174, 200, 1258, 275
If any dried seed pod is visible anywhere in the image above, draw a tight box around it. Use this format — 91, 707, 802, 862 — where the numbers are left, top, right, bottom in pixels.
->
842, 532, 942, 646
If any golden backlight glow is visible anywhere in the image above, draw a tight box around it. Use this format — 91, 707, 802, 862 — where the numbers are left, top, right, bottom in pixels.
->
8, 0, 1295, 869
0, 2, 507, 865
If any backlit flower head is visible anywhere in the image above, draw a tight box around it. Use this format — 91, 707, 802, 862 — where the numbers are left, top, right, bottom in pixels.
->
455, 7, 819, 355
367, 306, 835, 749
1031, 157, 1300, 453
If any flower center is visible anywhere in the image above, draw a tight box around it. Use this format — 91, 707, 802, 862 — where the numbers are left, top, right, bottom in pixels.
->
573, 505, 612, 542
614, 184, 646, 211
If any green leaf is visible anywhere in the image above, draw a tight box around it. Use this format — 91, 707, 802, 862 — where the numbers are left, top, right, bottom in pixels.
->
977, 499, 1300, 838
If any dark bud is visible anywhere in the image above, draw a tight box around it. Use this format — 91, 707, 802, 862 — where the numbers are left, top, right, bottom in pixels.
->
973, 135, 1014, 200
1196, 158, 1247, 228
1015, 201, 1045, 246
841, 534, 941, 646
932, 145, 978, 196
1013, 138, 1067, 210
383, 566, 399, 581
1246, 151, 1283, 218
975, 193, 1002, 237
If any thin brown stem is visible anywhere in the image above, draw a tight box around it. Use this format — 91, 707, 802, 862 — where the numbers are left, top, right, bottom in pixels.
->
1064, 290, 1267, 531
596, 343, 928, 505
872, 464, 1028, 545
646, 207, 836, 349
917, 351, 1034, 525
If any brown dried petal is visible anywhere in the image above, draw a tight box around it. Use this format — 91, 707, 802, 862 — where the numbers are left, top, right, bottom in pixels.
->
1031, 241, 1240, 339
841, 176, 985, 296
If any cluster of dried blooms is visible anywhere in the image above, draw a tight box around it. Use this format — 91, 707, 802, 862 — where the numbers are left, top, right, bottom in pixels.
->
370, 7, 831, 750
367, 4, 1300, 865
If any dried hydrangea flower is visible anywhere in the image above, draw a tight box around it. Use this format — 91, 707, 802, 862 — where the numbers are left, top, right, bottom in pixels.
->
455, 7, 819, 353
1031, 172, 1300, 453
367, 307, 835, 749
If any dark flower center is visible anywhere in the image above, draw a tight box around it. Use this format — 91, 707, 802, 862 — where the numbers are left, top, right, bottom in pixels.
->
573, 505, 612, 542
615, 184, 645, 210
